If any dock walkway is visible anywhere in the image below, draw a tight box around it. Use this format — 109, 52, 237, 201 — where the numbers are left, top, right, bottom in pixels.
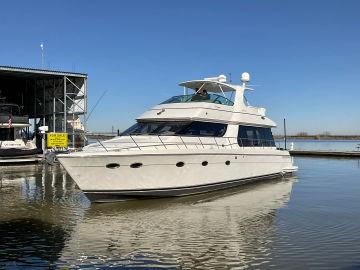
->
290, 150, 360, 157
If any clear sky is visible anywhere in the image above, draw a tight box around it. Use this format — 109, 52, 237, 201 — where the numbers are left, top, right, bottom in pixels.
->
0, 0, 360, 135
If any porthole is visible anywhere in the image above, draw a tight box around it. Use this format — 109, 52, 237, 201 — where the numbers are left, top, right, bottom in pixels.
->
202, 161, 208, 166
106, 163, 120, 169
225, 160, 231, 166
130, 162, 143, 168
176, 161, 185, 167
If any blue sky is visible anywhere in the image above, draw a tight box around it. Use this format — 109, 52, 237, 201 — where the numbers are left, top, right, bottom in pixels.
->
1, 0, 360, 135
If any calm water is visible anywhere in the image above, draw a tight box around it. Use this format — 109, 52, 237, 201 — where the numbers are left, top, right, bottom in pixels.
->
1, 157, 360, 269
276, 139, 360, 151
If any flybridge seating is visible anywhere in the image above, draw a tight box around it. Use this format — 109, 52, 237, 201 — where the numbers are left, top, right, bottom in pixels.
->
161, 93, 234, 106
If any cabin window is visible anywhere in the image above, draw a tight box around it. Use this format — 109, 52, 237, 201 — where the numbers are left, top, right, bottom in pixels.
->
177, 122, 227, 137
106, 163, 120, 169
237, 126, 275, 147
122, 121, 227, 137
176, 161, 185, 167
0, 128, 14, 141
122, 122, 188, 136
130, 162, 143, 168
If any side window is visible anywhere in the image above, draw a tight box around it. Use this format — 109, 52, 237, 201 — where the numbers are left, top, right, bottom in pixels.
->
0, 128, 14, 141
260, 128, 275, 146
179, 122, 227, 137
121, 121, 227, 136
254, 128, 262, 146
238, 126, 275, 147
238, 126, 253, 146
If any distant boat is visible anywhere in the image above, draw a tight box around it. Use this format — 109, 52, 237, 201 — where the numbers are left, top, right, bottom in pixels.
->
0, 102, 42, 163
58, 73, 297, 202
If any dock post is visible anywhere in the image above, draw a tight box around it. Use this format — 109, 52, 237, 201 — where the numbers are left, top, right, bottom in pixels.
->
284, 118, 287, 150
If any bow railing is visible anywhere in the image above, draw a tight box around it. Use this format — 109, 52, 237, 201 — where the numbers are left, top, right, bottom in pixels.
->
90, 135, 277, 152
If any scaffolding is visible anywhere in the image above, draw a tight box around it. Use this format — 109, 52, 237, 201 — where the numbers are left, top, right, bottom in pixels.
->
0, 66, 87, 148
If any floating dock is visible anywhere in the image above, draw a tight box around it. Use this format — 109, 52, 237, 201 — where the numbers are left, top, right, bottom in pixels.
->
290, 150, 360, 157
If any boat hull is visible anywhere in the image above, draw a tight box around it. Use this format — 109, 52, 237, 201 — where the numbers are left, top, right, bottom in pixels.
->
58, 149, 297, 202
84, 172, 288, 202
0, 148, 43, 164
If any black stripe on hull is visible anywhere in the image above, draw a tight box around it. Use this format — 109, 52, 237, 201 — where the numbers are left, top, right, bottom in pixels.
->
0, 148, 43, 157
84, 172, 291, 203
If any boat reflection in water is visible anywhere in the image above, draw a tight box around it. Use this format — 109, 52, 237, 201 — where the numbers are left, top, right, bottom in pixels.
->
0, 165, 295, 269
0, 165, 89, 269
60, 177, 295, 269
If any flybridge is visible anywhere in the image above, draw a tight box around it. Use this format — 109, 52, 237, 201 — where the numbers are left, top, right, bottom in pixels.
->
137, 72, 275, 127
163, 72, 255, 111
179, 72, 252, 94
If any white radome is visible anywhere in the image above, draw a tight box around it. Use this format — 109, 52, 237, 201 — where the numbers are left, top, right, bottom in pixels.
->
241, 72, 250, 83
218, 74, 227, 82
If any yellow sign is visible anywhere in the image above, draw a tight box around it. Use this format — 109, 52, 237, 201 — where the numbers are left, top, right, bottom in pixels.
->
47, 133, 68, 148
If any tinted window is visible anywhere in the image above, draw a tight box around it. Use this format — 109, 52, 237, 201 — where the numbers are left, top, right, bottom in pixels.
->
0, 128, 14, 141
122, 122, 188, 136
238, 126, 275, 147
122, 121, 227, 137
161, 93, 234, 106
178, 122, 227, 137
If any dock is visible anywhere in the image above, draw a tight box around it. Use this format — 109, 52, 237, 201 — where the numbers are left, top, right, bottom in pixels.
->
290, 150, 360, 157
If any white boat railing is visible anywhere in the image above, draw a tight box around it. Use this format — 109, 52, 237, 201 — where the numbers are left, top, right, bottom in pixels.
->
92, 135, 276, 152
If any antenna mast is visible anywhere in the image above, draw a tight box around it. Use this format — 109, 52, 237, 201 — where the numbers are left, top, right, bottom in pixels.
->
40, 42, 44, 68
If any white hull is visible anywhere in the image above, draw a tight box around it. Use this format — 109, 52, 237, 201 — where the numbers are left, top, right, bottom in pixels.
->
0, 140, 42, 165
57, 73, 298, 202
58, 148, 296, 202
0, 156, 41, 164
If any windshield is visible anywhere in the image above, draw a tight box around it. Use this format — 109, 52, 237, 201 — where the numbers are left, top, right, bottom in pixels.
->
0, 104, 20, 115
122, 122, 188, 136
122, 121, 227, 137
161, 93, 234, 106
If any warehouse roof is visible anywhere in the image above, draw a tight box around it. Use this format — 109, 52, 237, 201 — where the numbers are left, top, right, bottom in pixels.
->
0, 65, 87, 78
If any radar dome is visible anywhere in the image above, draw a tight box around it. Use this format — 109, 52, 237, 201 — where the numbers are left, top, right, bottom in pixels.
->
218, 74, 227, 82
241, 72, 250, 83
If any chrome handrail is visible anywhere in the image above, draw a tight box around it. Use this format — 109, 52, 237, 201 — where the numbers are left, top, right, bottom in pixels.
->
158, 135, 167, 149
91, 136, 276, 152
129, 135, 141, 150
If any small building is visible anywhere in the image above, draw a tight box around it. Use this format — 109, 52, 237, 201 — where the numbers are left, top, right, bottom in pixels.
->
0, 65, 87, 148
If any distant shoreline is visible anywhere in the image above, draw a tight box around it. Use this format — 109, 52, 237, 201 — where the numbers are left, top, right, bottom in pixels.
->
274, 135, 360, 140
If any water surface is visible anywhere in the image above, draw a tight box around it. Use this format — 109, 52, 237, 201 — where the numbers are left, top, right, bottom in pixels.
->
0, 157, 360, 269
276, 139, 360, 151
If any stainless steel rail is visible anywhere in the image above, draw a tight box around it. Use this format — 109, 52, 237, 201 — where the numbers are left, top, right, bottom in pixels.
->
90, 136, 276, 152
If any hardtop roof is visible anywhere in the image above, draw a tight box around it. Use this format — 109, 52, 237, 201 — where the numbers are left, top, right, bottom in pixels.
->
179, 80, 238, 93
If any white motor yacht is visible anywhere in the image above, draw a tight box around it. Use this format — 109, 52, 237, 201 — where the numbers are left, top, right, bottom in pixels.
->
58, 73, 297, 202
0, 103, 42, 163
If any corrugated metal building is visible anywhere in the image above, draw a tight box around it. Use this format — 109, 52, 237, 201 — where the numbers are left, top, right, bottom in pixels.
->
0, 65, 87, 147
